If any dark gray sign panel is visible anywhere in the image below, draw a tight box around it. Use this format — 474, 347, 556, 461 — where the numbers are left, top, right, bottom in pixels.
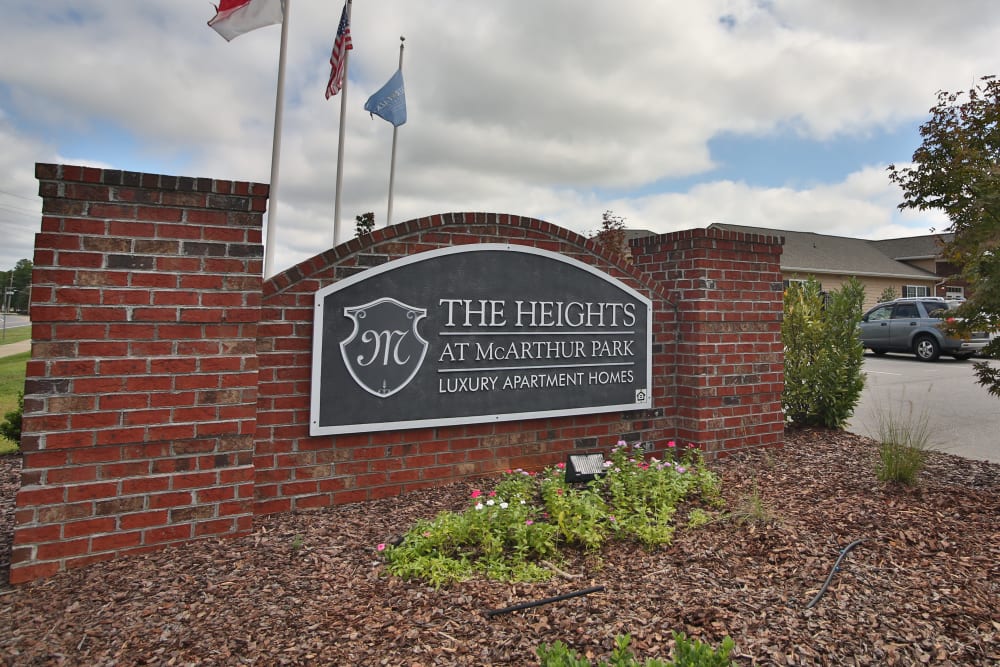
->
310, 244, 652, 435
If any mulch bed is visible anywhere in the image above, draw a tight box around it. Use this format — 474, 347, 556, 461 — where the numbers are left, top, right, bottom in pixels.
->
1, 428, 999, 666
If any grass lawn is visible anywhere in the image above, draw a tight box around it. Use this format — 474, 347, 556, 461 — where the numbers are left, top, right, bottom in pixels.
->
0, 340, 28, 455
0, 325, 31, 346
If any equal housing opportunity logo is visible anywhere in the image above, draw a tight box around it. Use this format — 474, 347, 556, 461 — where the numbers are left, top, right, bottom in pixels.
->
311, 244, 653, 435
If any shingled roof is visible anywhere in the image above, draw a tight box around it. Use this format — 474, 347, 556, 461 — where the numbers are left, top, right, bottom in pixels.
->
706, 223, 937, 280
869, 233, 953, 260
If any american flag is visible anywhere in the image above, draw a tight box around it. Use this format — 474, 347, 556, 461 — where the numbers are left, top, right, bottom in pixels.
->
325, 3, 353, 99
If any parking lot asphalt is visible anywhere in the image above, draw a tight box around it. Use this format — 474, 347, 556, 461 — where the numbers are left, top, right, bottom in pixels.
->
847, 353, 1000, 464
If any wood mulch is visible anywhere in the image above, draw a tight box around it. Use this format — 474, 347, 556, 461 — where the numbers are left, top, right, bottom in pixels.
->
1, 428, 998, 666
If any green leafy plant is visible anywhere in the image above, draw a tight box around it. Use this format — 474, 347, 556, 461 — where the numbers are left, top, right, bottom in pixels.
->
536, 632, 735, 666
538, 460, 611, 550
0, 390, 22, 452
0, 347, 28, 455
382, 440, 723, 587
355, 211, 375, 237
597, 441, 704, 546
782, 277, 866, 428
872, 396, 933, 485
670, 632, 737, 667
685, 507, 715, 529
888, 75, 1000, 397
591, 210, 630, 260
383, 475, 561, 586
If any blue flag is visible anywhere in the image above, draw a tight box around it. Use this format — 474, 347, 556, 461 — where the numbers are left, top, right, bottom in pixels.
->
364, 69, 407, 127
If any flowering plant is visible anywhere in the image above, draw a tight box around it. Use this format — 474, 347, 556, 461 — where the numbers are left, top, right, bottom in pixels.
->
381, 441, 722, 587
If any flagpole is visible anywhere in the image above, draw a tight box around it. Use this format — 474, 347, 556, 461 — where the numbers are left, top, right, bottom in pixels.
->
264, 0, 291, 278
333, 0, 353, 247
386, 36, 404, 227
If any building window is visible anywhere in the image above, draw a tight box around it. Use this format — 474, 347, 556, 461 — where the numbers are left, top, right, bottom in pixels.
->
902, 285, 930, 298
783, 279, 807, 289
945, 285, 964, 300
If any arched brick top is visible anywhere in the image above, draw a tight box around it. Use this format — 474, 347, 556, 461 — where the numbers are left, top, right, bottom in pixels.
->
629, 225, 785, 255
264, 212, 673, 305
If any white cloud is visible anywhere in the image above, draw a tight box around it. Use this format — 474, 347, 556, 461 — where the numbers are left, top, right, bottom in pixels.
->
0, 1, 996, 272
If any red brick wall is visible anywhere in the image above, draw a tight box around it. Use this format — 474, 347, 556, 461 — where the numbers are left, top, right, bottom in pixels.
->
10, 164, 267, 583
254, 214, 681, 513
630, 228, 786, 454
10, 166, 784, 584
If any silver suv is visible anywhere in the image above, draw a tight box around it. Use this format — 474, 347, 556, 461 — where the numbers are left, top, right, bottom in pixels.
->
858, 297, 990, 361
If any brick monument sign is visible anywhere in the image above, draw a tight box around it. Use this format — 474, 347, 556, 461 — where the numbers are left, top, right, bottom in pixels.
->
9, 164, 784, 583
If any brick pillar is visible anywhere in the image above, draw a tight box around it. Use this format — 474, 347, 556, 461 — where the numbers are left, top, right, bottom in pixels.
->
10, 164, 266, 584
631, 228, 785, 455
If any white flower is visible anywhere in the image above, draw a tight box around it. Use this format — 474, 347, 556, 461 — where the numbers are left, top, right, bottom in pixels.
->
520, 499, 526, 505
500, 502, 509, 509
475, 502, 484, 511
486, 499, 495, 506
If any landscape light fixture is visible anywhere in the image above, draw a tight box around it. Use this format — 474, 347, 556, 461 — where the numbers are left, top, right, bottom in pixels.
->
564, 453, 607, 484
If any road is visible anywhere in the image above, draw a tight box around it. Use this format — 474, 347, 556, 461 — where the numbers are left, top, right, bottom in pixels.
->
847, 352, 1000, 463
0, 313, 30, 334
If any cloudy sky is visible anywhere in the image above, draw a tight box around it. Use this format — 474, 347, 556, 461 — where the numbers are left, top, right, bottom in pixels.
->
1, 1, 997, 275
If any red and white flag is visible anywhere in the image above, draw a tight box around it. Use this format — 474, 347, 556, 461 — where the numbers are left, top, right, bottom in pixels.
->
208, 0, 284, 42
325, 3, 353, 99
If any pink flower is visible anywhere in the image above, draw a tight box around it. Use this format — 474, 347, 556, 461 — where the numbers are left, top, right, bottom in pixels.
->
667, 441, 676, 448
471, 489, 482, 499
556, 462, 565, 470
376, 543, 386, 552
525, 519, 534, 526
488, 490, 497, 497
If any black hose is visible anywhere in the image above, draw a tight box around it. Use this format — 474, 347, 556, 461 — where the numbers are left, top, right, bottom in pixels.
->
483, 585, 605, 618
805, 539, 866, 609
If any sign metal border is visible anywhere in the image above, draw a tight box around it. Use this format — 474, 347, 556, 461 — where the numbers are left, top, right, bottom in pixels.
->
310, 244, 653, 435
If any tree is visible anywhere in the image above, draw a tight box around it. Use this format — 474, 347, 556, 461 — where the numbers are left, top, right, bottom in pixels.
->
0, 259, 32, 313
888, 75, 1000, 397
591, 210, 629, 260
877, 286, 898, 304
355, 212, 375, 237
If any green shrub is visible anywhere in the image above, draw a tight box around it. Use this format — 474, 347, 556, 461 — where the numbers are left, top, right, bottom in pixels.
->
0, 390, 22, 449
536, 632, 736, 666
782, 277, 866, 428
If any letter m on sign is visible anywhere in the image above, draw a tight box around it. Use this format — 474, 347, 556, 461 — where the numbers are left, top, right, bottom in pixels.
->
339, 298, 428, 397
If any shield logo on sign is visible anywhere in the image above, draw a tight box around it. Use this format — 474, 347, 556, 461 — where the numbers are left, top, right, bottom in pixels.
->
339, 298, 428, 398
